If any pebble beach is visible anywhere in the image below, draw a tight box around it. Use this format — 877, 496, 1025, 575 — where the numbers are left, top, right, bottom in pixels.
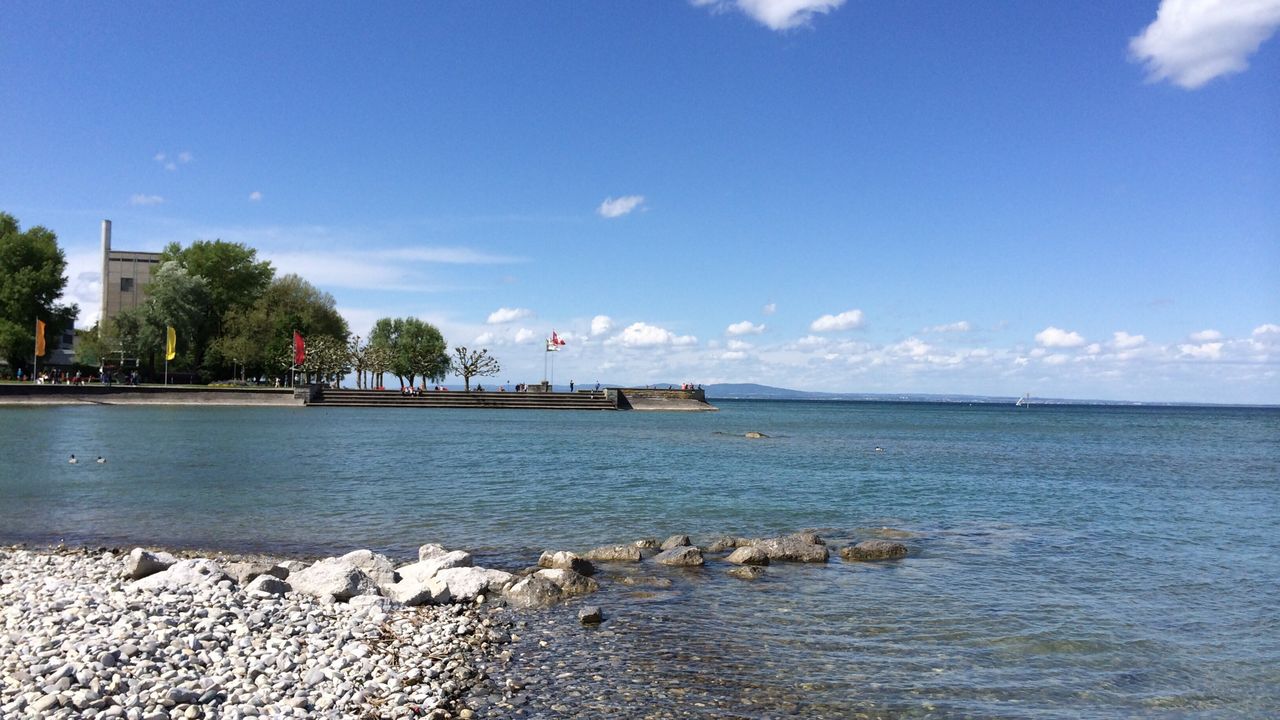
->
0, 545, 517, 719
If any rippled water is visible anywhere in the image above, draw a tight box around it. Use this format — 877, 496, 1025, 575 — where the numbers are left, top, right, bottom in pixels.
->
2, 400, 1278, 717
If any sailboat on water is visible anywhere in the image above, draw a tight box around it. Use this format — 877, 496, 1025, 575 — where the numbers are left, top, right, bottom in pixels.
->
1015, 393, 1031, 407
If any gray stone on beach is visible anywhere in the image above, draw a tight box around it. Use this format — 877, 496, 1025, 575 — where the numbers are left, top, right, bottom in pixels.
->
224, 560, 287, 586
535, 568, 599, 597
339, 549, 399, 587
728, 565, 766, 580
660, 535, 692, 551
726, 546, 770, 566
399, 551, 474, 584
654, 546, 704, 566
502, 575, 563, 609
750, 533, 829, 563
434, 567, 513, 602
287, 558, 381, 602
245, 574, 291, 596
385, 575, 451, 606
130, 558, 230, 591
578, 605, 604, 624
840, 540, 909, 561
122, 548, 177, 580
583, 544, 642, 563
537, 550, 595, 576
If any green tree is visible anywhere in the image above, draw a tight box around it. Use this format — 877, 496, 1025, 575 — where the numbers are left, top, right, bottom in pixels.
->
160, 239, 273, 372
452, 346, 500, 391
368, 317, 449, 389
0, 213, 79, 371
214, 274, 348, 381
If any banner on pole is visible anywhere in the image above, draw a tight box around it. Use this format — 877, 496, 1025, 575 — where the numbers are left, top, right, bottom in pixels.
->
293, 331, 306, 366
165, 326, 177, 361
34, 320, 46, 357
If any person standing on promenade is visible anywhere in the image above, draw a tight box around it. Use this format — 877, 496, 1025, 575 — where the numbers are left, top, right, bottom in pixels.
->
570, 380, 575, 393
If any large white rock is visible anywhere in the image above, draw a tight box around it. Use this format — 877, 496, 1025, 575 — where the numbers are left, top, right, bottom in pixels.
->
288, 558, 381, 602
434, 567, 513, 602
130, 559, 229, 591
245, 574, 291, 596
535, 568, 599, 597
537, 550, 595, 576
503, 575, 562, 609
417, 543, 449, 561
384, 576, 451, 606
398, 551, 473, 584
122, 548, 177, 580
339, 549, 398, 588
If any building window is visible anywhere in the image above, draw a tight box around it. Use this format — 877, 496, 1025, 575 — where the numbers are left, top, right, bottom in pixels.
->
121, 277, 134, 292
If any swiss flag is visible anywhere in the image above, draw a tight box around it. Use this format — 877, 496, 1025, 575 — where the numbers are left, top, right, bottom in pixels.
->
551, 331, 566, 346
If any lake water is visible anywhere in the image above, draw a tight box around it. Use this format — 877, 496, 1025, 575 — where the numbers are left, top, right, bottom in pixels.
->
2, 400, 1278, 717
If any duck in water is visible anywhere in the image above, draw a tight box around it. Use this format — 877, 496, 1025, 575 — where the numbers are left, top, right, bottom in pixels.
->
69, 454, 78, 464
96, 456, 106, 464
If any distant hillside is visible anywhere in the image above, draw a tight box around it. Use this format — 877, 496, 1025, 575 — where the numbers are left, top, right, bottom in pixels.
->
704, 383, 1019, 404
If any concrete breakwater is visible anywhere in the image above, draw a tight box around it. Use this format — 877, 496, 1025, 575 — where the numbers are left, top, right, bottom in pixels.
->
0, 385, 717, 411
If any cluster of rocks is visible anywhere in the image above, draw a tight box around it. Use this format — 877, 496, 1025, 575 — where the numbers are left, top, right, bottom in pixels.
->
0, 531, 912, 718
0, 545, 524, 719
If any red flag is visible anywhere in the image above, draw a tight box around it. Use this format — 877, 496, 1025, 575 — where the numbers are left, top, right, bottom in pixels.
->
551, 330, 566, 346
293, 331, 306, 366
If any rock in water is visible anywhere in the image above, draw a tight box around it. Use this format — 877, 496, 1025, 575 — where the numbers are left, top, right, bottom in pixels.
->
744, 431, 768, 439
535, 568, 599, 597
654, 546, 704, 567
840, 540, 909, 561
725, 546, 770, 566
578, 605, 604, 624
503, 575, 563, 609
633, 538, 660, 549
583, 544, 642, 563
727, 566, 765, 581
660, 534, 692, 551
751, 533, 829, 563
122, 548, 177, 580
398, 551, 474, 583
537, 550, 596, 576
417, 542, 449, 561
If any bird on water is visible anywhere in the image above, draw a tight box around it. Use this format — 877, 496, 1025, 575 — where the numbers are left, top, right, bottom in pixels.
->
68, 455, 78, 464
96, 456, 106, 464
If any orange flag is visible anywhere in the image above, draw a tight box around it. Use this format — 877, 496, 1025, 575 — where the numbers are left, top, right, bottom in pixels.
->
34, 320, 46, 357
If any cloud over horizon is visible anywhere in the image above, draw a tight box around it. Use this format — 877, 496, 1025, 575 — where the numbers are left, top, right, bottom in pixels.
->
611, 322, 698, 348
1130, 0, 1280, 88
810, 309, 864, 332
727, 320, 765, 335
129, 194, 165, 206
1036, 326, 1086, 348
487, 307, 534, 324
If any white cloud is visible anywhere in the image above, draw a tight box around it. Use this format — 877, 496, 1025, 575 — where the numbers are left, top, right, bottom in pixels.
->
249, 191, 263, 202
1043, 353, 1071, 366
927, 321, 971, 333
1179, 342, 1224, 359
487, 307, 534, 324
721, 350, 747, 361
810, 309, 864, 332
474, 332, 495, 345
1084, 343, 1103, 355
1190, 329, 1223, 342
726, 339, 752, 351
514, 328, 535, 343
1252, 323, 1280, 342
1130, 0, 1280, 89
612, 322, 697, 348
762, 302, 777, 315
153, 152, 166, 163
727, 320, 765, 336
129, 194, 165, 206
693, 0, 847, 31
889, 337, 930, 357
597, 195, 646, 218
590, 315, 613, 336
381, 247, 523, 264
164, 162, 177, 171
1112, 331, 1147, 349
1035, 326, 1086, 348
178, 151, 194, 164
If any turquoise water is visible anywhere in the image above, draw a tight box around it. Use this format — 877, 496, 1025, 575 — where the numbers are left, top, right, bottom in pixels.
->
2, 400, 1278, 716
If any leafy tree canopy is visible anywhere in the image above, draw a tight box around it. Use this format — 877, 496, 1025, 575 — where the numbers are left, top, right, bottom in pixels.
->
368, 317, 449, 387
215, 274, 348, 377
0, 212, 78, 369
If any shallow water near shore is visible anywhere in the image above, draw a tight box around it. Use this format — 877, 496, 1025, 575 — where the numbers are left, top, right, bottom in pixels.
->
2, 400, 1278, 717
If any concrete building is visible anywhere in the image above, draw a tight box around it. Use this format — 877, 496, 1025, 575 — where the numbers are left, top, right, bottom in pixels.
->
99, 219, 163, 327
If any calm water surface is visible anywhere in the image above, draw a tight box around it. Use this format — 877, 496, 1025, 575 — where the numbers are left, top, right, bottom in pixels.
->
1, 400, 1277, 717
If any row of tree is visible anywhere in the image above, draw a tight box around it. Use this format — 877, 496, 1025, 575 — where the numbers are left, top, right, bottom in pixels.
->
1, 210, 502, 389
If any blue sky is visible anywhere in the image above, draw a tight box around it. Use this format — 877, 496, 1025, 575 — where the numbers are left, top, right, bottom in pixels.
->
2, 1, 1277, 403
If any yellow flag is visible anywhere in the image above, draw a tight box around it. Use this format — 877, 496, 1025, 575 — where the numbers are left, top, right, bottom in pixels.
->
35, 320, 46, 357
165, 326, 176, 361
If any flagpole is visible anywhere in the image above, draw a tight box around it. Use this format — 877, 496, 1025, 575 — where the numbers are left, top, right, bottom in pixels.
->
32, 319, 38, 382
